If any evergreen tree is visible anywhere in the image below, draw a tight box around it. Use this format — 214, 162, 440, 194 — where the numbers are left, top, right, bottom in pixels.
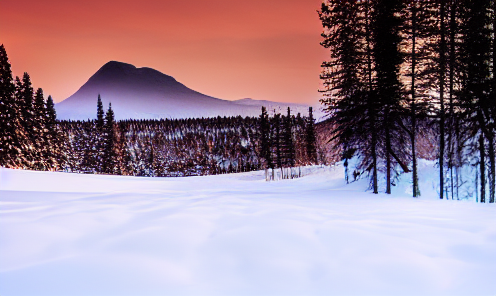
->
45, 95, 61, 170
319, 0, 380, 193
273, 112, 282, 169
446, 0, 463, 200
17, 72, 35, 168
0, 44, 20, 167
94, 94, 105, 172
399, 0, 438, 197
372, 0, 406, 194
32, 88, 47, 170
363, 0, 379, 194
102, 103, 117, 174
437, 0, 448, 199
96, 94, 104, 130
259, 106, 272, 178
282, 107, 295, 169
458, 0, 493, 203
490, 0, 496, 203
306, 107, 317, 164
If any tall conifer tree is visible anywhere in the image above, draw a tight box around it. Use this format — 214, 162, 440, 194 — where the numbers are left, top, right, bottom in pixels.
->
0, 44, 20, 167
102, 103, 117, 174
95, 94, 105, 172
319, 0, 379, 191
372, 0, 406, 194
17, 73, 35, 168
259, 106, 272, 179
306, 107, 317, 164
45, 95, 61, 170
459, 0, 493, 202
32, 88, 47, 170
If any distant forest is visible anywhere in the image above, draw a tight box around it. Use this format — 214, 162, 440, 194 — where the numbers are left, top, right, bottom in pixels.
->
319, 0, 495, 202
59, 99, 320, 178
0, 44, 322, 180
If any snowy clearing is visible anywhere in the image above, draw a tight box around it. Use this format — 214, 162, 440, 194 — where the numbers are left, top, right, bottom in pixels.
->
0, 162, 495, 296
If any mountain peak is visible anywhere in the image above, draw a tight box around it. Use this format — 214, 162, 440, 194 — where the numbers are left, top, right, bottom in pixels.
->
86, 60, 179, 87
55, 61, 314, 121
100, 60, 137, 71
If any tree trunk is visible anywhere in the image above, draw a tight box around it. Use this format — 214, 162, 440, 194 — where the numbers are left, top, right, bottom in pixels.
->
480, 134, 486, 203
366, 0, 378, 194
448, 0, 457, 200
491, 0, 496, 203
475, 165, 479, 202
386, 107, 391, 194
456, 117, 461, 200
439, 0, 446, 199
488, 136, 495, 203
411, 3, 420, 197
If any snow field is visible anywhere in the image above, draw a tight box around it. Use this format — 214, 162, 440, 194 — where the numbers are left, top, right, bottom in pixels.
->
0, 164, 495, 296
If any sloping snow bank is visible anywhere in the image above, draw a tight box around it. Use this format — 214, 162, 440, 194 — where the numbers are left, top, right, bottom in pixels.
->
0, 164, 495, 296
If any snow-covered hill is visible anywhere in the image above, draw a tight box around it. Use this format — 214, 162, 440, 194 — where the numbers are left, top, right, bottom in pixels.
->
1, 162, 494, 296
55, 61, 318, 121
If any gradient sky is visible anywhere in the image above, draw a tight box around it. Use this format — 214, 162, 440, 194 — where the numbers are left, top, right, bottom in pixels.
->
1, 0, 327, 105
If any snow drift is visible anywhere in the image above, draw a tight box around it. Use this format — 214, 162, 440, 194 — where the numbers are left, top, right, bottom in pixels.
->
0, 162, 495, 296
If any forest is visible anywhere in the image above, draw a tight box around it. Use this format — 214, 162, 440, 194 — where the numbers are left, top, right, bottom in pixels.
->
59, 102, 319, 178
319, 0, 495, 202
0, 45, 319, 180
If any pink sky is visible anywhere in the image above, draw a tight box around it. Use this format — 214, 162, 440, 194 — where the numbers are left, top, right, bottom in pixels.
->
1, 0, 327, 104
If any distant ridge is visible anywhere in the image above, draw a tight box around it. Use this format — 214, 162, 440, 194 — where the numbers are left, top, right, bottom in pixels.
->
55, 61, 317, 120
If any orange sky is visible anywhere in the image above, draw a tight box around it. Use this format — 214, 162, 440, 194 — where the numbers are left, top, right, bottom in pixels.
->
1, 0, 327, 104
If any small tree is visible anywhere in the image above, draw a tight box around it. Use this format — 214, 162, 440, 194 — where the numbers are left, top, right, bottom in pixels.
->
45, 95, 62, 170
259, 106, 272, 180
282, 107, 295, 178
102, 103, 117, 174
306, 107, 317, 164
32, 88, 47, 170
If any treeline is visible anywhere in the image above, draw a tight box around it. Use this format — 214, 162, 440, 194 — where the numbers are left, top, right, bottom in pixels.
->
319, 0, 495, 202
59, 105, 318, 178
0, 44, 320, 177
0, 44, 63, 170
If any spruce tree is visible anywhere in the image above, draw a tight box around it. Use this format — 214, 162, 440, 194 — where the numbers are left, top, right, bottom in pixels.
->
102, 103, 116, 174
95, 95, 105, 172
273, 112, 282, 169
490, 0, 496, 203
306, 107, 317, 164
45, 95, 61, 170
18, 73, 35, 168
437, 0, 448, 199
446, 0, 462, 200
0, 44, 20, 167
32, 88, 48, 170
372, 0, 406, 194
319, 0, 380, 192
259, 106, 272, 179
283, 108, 295, 170
96, 94, 104, 131
400, 0, 437, 197
459, 0, 492, 202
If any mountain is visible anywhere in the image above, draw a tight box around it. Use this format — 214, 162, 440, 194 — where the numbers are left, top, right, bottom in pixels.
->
55, 61, 318, 120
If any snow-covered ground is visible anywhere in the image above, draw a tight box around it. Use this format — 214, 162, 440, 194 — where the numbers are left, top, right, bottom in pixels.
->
1, 162, 495, 296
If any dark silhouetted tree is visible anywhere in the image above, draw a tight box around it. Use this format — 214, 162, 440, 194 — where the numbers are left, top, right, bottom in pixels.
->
0, 44, 21, 167
306, 107, 317, 164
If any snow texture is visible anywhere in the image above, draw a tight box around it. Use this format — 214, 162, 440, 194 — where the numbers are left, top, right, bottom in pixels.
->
0, 162, 495, 296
